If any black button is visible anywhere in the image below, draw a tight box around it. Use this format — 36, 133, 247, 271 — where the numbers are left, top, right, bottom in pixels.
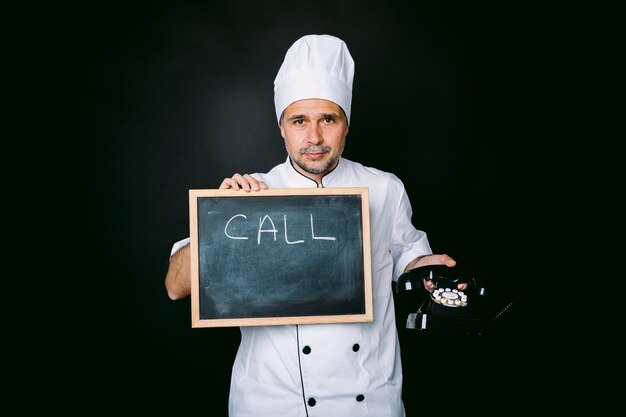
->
302, 346, 311, 354
352, 343, 360, 352
308, 398, 316, 406
356, 394, 365, 402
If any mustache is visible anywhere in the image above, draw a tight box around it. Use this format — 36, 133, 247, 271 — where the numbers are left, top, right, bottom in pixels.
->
299, 146, 331, 154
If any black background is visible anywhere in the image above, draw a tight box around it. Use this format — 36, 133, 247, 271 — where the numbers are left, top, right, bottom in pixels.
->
56, 0, 549, 413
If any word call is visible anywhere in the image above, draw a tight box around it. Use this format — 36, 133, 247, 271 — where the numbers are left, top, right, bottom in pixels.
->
223, 213, 337, 245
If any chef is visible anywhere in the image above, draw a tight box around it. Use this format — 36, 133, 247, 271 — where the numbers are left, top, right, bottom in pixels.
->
166, 34, 460, 417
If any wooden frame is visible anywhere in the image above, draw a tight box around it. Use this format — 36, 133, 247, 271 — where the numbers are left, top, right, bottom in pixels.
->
189, 187, 372, 327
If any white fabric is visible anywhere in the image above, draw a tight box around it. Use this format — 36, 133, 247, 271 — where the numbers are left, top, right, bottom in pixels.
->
169, 237, 190, 260
168, 157, 433, 416
226, 157, 432, 417
274, 34, 354, 124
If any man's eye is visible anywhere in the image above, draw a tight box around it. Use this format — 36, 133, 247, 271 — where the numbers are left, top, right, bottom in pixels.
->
294, 119, 304, 125
324, 117, 334, 123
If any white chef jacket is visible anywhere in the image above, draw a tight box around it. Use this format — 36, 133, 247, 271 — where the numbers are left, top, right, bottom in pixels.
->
172, 157, 432, 416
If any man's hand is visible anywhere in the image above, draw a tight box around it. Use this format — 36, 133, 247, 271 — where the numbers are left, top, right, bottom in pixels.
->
404, 254, 468, 292
219, 173, 268, 191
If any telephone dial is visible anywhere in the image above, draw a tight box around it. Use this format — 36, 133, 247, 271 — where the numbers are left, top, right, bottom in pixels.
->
395, 265, 514, 335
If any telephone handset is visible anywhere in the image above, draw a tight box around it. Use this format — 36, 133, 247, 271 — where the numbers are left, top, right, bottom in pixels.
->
396, 264, 486, 307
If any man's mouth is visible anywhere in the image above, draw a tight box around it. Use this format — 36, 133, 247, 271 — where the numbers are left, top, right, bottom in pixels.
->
305, 152, 325, 159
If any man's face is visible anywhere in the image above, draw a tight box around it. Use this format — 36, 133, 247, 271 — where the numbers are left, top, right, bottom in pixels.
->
279, 99, 349, 182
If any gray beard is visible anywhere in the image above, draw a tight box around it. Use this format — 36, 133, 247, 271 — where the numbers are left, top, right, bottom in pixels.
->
288, 144, 343, 175
292, 156, 337, 175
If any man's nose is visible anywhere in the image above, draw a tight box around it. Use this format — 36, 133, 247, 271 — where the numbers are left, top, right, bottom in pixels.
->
306, 124, 323, 144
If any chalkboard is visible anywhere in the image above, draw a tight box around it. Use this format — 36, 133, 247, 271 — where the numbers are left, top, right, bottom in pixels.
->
189, 187, 372, 327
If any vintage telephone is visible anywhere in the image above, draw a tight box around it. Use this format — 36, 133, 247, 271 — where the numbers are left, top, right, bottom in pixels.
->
396, 265, 484, 297
395, 265, 512, 335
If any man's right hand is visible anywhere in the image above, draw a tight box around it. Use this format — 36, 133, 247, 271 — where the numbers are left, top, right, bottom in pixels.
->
219, 173, 268, 191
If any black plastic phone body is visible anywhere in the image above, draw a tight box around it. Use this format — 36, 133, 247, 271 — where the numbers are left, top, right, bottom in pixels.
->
395, 265, 499, 335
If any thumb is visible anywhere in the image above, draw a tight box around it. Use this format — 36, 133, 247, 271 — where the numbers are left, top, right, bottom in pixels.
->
425, 254, 456, 267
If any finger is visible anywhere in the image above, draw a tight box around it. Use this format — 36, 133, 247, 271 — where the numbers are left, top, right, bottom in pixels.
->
243, 174, 263, 191
219, 174, 253, 191
219, 178, 240, 190
440, 254, 457, 268
415, 254, 456, 268
232, 173, 251, 191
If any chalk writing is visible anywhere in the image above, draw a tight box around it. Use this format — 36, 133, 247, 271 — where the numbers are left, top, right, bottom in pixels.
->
224, 213, 337, 244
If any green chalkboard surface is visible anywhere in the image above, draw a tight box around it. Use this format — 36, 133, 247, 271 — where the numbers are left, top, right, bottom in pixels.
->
189, 188, 372, 327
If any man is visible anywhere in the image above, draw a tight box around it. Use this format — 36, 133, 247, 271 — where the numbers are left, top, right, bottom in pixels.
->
166, 34, 462, 417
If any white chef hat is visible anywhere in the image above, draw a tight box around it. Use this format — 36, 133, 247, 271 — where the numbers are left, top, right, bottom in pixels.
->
274, 34, 355, 125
